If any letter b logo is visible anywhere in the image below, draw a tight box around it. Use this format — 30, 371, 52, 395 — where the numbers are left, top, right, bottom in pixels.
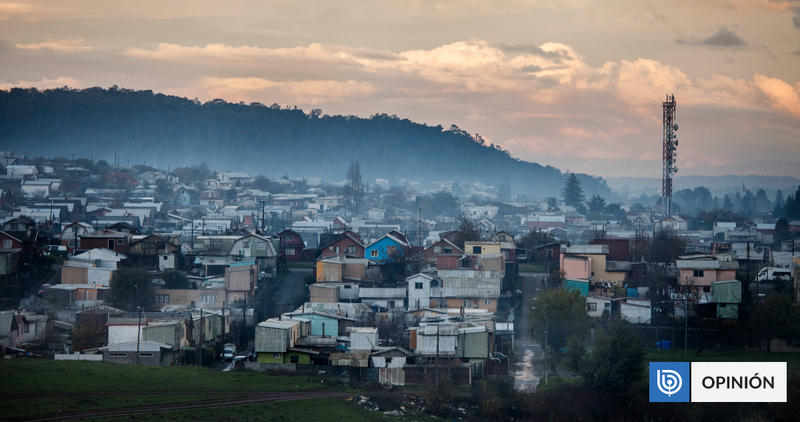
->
650, 362, 690, 402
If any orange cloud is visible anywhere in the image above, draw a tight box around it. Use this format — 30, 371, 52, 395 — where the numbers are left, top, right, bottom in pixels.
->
753, 74, 800, 117
16, 39, 94, 52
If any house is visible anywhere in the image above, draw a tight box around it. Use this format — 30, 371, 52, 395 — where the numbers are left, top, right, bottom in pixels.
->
127, 234, 181, 269
407, 273, 436, 310
712, 280, 742, 319
586, 296, 617, 318
278, 229, 305, 261
0, 247, 21, 283
620, 299, 652, 324
676, 258, 738, 295
421, 238, 463, 267
0, 311, 48, 350
255, 318, 309, 363
490, 231, 517, 262
659, 215, 687, 232
560, 244, 627, 288
315, 256, 368, 282
59, 222, 93, 253
364, 231, 410, 262
358, 287, 406, 310
457, 325, 490, 362
370, 346, 412, 368
283, 310, 356, 337
101, 340, 174, 366
319, 231, 364, 259
349, 327, 378, 351
412, 323, 458, 358
433, 269, 503, 312
229, 233, 279, 274
79, 229, 129, 254
224, 260, 257, 303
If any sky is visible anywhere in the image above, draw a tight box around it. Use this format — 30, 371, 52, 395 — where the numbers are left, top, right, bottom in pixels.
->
1, 0, 799, 178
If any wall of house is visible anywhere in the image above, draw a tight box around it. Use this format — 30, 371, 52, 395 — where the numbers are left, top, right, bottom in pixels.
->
561, 256, 591, 280
61, 265, 88, 284
320, 237, 363, 258
316, 261, 342, 282
678, 269, 737, 286
225, 266, 255, 292
365, 237, 404, 261
309, 284, 339, 302
464, 242, 501, 256
408, 275, 431, 310
434, 297, 497, 312
108, 325, 142, 345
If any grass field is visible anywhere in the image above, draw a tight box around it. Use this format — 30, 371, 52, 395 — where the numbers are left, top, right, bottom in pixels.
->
0, 359, 339, 420
97, 398, 422, 422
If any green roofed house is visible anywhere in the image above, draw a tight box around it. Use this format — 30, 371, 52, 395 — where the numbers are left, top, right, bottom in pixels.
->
712, 279, 741, 319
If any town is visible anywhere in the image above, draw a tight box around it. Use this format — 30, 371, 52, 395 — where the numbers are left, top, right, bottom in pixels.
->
1, 147, 798, 420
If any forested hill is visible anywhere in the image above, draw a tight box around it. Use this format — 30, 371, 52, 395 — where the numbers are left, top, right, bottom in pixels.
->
0, 87, 609, 197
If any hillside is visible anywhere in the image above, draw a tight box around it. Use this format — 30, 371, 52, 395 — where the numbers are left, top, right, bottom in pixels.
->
0, 87, 609, 197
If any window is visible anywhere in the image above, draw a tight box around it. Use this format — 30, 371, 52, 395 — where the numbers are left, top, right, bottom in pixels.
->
371, 249, 379, 258
463, 300, 469, 308
484, 299, 491, 305
257, 242, 266, 250
286, 248, 295, 255
388, 301, 395, 309
109, 352, 128, 358
116, 239, 123, 244
415, 282, 423, 289
343, 285, 352, 289
443, 247, 452, 253
139, 352, 153, 358
286, 234, 293, 241
434, 246, 441, 254
200, 294, 217, 303
693, 270, 704, 278
588, 302, 597, 311
108, 239, 114, 249
347, 246, 357, 254
2, 239, 11, 248
335, 246, 340, 253
439, 299, 447, 307
23, 322, 30, 333
472, 246, 482, 254
290, 355, 299, 363
460, 258, 471, 268
154, 295, 170, 304
604, 303, 611, 309
162, 255, 168, 260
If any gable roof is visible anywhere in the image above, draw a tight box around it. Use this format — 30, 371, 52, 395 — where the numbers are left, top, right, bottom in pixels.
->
321, 230, 364, 250
366, 232, 410, 249
423, 238, 463, 255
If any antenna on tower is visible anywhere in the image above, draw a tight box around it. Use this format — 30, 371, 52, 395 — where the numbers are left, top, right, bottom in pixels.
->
662, 94, 678, 216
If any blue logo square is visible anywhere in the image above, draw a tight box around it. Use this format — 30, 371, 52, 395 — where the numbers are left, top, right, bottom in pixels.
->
649, 362, 690, 402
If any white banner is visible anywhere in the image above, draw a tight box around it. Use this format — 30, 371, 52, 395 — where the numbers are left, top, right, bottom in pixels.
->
691, 362, 787, 402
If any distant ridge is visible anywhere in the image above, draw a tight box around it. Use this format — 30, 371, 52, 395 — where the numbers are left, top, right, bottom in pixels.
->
0, 86, 610, 198
608, 175, 800, 196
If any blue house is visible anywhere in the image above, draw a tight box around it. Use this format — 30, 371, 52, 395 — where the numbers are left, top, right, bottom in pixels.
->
364, 231, 410, 262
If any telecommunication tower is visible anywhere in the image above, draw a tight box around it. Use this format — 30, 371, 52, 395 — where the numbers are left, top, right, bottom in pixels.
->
662, 94, 678, 216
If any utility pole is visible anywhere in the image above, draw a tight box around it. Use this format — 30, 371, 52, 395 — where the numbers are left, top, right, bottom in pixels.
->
261, 200, 266, 234
134, 284, 141, 366
543, 305, 548, 386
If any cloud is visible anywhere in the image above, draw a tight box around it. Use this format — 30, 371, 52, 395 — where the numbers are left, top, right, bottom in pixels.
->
0, 2, 35, 20
16, 39, 94, 52
197, 77, 377, 104
753, 73, 800, 117
0, 76, 81, 90
676, 27, 747, 48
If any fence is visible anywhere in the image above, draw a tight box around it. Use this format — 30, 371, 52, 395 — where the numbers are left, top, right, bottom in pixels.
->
244, 361, 474, 385
54, 353, 103, 361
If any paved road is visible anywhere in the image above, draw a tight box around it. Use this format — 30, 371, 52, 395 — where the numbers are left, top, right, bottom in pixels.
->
511, 273, 545, 392
26, 390, 349, 422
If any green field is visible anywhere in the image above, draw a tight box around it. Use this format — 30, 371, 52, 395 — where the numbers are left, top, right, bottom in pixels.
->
0, 359, 350, 421
97, 398, 422, 422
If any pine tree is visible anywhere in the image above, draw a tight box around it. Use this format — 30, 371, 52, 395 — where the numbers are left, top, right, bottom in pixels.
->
561, 173, 585, 209
774, 190, 784, 217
